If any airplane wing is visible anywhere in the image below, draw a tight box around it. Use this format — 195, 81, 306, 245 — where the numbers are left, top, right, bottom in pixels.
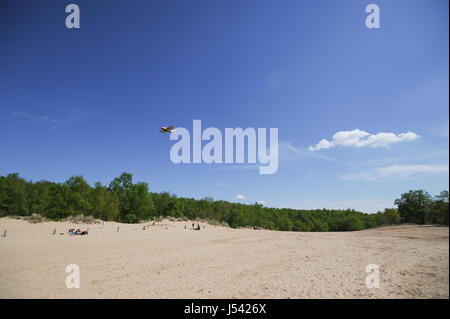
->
167, 125, 174, 130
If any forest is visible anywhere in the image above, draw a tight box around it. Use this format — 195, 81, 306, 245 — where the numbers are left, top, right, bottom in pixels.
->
0, 172, 448, 231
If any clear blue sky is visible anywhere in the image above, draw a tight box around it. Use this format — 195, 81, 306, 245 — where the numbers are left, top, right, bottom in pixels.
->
0, 0, 448, 213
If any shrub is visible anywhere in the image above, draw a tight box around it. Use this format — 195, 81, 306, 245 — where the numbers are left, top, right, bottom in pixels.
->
205, 218, 229, 227
24, 213, 48, 224
124, 213, 139, 224
62, 215, 99, 224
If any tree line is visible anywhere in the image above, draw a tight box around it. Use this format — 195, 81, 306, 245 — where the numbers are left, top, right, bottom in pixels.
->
0, 172, 448, 231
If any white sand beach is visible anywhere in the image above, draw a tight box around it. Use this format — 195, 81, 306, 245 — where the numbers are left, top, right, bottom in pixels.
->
0, 217, 448, 299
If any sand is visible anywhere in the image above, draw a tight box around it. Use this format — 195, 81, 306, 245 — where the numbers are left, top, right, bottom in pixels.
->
0, 217, 448, 299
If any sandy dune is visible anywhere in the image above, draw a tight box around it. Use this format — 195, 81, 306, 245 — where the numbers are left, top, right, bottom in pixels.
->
0, 217, 448, 299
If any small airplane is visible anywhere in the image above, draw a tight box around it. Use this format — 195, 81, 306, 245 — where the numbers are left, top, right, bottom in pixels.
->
160, 125, 175, 133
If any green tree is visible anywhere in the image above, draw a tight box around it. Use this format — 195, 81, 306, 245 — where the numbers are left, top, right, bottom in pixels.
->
0, 173, 29, 216
428, 191, 449, 225
129, 182, 155, 220
395, 190, 433, 224
382, 208, 401, 225
91, 182, 119, 221
1, 172, 448, 231
65, 175, 93, 215
109, 172, 134, 221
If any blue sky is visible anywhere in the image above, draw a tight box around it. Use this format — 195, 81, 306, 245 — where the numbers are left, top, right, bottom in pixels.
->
0, 0, 448, 213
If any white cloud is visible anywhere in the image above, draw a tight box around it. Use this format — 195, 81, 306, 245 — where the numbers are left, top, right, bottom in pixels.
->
278, 141, 336, 161
341, 164, 449, 181
256, 200, 266, 205
236, 194, 246, 200
39, 102, 79, 114
308, 129, 419, 151
11, 111, 58, 123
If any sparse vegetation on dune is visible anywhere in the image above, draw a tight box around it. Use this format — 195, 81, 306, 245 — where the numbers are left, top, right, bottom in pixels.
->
0, 173, 448, 231
203, 218, 230, 228
23, 213, 48, 224
62, 215, 99, 224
